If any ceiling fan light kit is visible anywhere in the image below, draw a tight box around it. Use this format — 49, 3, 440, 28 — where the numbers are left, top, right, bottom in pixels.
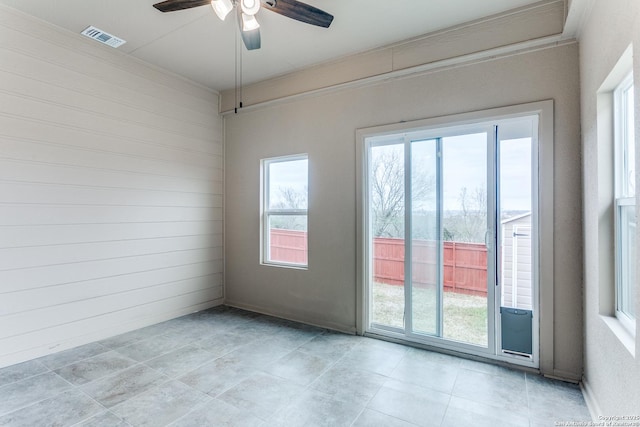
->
241, 13, 260, 31
211, 0, 233, 20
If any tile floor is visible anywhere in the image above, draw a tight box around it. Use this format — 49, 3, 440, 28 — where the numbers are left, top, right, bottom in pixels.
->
0, 306, 592, 426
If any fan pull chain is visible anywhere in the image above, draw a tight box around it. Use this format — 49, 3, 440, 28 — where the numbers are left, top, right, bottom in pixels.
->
239, 29, 243, 109
234, 1, 243, 114
234, 7, 238, 114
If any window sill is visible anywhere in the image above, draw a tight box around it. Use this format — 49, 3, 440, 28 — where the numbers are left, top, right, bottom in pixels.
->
261, 262, 308, 271
600, 315, 636, 357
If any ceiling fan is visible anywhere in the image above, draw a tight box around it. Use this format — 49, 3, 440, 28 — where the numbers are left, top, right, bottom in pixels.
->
152, 0, 334, 51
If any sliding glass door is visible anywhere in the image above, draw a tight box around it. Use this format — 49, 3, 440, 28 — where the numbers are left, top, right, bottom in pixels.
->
408, 138, 440, 338
364, 115, 538, 365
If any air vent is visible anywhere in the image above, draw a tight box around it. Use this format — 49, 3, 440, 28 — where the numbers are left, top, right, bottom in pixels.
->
81, 26, 126, 48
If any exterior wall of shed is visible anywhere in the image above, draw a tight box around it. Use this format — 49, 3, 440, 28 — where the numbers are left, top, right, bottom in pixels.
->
501, 215, 533, 310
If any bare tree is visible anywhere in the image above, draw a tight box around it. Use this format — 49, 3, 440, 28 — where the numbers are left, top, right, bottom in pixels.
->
369, 144, 486, 242
270, 186, 308, 230
371, 148, 405, 237
443, 187, 487, 242
275, 186, 307, 210
371, 148, 435, 238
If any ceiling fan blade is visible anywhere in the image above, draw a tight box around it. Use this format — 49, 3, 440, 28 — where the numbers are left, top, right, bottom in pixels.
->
263, 0, 334, 28
153, 0, 211, 12
241, 28, 261, 50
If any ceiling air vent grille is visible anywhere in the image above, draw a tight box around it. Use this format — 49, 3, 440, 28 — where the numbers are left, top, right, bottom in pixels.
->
81, 26, 126, 48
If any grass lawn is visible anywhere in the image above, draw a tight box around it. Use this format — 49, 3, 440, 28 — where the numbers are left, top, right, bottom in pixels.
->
372, 282, 488, 346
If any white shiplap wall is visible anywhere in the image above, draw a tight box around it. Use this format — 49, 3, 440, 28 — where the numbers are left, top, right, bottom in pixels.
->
0, 6, 224, 368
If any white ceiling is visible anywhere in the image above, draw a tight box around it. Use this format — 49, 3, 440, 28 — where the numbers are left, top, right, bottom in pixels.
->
0, 0, 545, 92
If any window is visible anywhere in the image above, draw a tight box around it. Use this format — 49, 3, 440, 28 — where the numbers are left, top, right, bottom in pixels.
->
614, 73, 636, 333
261, 155, 309, 268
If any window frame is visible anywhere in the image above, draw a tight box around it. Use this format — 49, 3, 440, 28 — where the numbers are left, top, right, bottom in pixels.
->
614, 72, 636, 335
261, 154, 309, 269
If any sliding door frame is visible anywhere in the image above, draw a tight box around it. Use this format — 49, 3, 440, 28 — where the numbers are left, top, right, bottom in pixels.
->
355, 100, 554, 371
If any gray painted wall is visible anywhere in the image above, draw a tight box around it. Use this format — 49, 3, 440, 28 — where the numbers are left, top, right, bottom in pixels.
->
579, 0, 640, 415
225, 42, 583, 379
219, 1, 565, 112
0, 6, 224, 368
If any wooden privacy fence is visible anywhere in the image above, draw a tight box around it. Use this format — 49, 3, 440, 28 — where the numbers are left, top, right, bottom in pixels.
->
374, 237, 487, 296
270, 229, 487, 296
270, 228, 308, 265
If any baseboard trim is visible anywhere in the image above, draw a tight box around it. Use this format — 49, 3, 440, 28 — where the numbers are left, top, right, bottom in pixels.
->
581, 377, 601, 421
224, 300, 356, 335
546, 368, 582, 383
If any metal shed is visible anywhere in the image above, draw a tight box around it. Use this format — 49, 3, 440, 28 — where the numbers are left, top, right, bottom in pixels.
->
501, 213, 533, 310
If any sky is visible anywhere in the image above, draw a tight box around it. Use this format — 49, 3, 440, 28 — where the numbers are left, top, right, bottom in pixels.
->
372, 128, 533, 212
267, 158, 308, 208
265, 122, 534, 214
